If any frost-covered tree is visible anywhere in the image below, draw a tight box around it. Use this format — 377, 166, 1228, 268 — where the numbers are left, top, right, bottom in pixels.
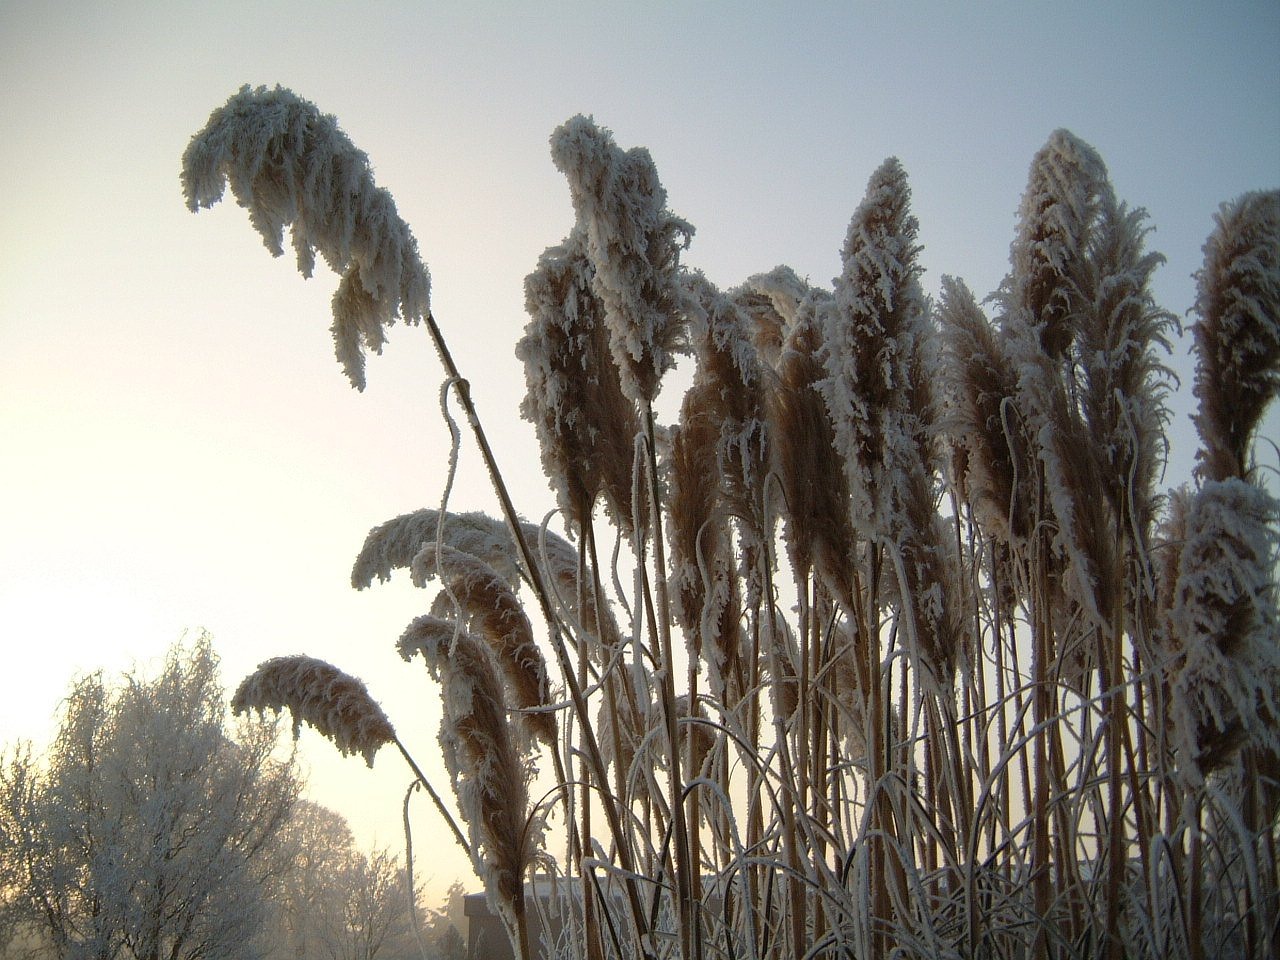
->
418, 881, 467, 960
267, 800, 357, 960
268, 801, 420, 960
0, 636, 299, 960
325, 848, 419, 960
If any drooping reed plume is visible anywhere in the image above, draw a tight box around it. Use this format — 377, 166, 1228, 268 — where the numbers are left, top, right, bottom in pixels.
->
731, 265, 812, 369
181, 85, 430, 390
411, 542, 557, 748
399, 616, 538, 959
231, 655, 395, 766
351, 508, 524, 590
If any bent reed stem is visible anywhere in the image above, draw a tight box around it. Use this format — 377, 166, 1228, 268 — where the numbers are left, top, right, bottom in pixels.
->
421, 314, 654, 956
394, 735, 470, 855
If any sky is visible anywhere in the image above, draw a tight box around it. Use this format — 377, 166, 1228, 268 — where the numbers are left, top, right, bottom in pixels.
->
2, 0, 1277, 903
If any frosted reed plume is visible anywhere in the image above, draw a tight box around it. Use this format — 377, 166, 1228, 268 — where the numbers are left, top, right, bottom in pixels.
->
518, 229, 642, 535
398, 618, 536, 954
231, 655, 394, 766
1006, 128, 1110, 360
1008, 316, 1119, 629
352, 508, 526, 590
181, 88, 1280, 957
818, 156, 930, 538
772, 290, 857, 604
996, 133, 1128, 632
937, 275, 1032, 547
818, 156, 958, 678
731, 265, 812, 368
1169, 189, 1280, 777
181, 85, 430, 390
1076, 197, 1176, 559
685, 273, 770, 526
667, 384, 733, 661
412, 541, 557, 746
1155, 485, 1192, 617
1166, 478, 1280, 776
549, 115, 692, 404
357, 504, 622, 662
668, 274, 769, 697
1191, 190, 1280, 483
395, 613, 460, 666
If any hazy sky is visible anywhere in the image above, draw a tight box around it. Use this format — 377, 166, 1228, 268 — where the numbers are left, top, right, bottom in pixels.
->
2, 1, 1277, 900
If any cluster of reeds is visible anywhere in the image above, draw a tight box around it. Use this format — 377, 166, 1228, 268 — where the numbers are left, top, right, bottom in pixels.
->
189, 87, 1279, 959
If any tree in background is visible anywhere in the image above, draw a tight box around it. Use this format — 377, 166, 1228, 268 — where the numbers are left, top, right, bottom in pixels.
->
268, 800, 357, 960
0, 636, 299, 960
268, 800, 423, 960
415, 881, 466, 960
325, 848, 417, 960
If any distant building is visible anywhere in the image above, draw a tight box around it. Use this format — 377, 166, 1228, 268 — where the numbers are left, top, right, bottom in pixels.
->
464, 891, 516, 960
464, 879, 633, 960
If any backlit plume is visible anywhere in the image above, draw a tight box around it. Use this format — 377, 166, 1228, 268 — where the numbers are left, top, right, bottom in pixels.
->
231, 655, 395, 767
182, 84, 430, 390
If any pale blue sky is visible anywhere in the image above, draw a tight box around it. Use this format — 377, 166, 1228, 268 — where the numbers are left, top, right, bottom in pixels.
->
2, 0, 1277, 898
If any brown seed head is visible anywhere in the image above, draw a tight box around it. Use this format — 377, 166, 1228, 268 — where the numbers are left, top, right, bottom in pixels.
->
413, 542, 557, 746
231, 656, 394, 767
